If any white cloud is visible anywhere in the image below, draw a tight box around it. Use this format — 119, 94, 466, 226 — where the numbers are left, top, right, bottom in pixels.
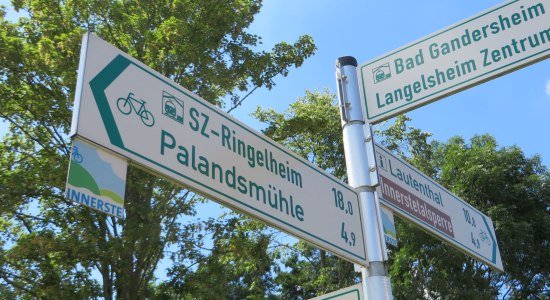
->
97, 149, 127, 180
546, 79, 550, 97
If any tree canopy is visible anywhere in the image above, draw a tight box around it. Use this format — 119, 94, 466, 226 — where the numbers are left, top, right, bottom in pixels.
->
0, 0, 315, 298
253, 91, 549, 299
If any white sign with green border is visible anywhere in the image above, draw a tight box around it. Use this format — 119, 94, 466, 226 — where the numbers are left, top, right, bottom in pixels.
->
308, 283, 363, 300
374, 143, 503, 271
70, 33, 367, 265
359, 0, 550, 123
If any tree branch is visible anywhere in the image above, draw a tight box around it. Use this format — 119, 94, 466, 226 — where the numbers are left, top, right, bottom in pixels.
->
0, 271, 38, 297
0, 113, 59, 157
226, 86, 258, 114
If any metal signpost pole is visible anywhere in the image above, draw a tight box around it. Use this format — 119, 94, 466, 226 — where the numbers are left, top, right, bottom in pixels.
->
336, 56, 393, 300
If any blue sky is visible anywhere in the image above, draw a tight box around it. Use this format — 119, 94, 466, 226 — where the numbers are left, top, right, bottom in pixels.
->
233, 0, 549, 166
1, 0, 548, 165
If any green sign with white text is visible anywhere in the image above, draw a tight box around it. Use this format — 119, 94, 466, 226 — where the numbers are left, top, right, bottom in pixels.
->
359, 0, 550, 123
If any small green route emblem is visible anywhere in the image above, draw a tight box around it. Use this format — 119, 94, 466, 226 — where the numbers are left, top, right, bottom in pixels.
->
372, 63, 391, 84
161, 90, 184, 124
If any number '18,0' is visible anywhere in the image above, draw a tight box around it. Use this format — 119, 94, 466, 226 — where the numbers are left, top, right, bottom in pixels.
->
332, 188, 353, 215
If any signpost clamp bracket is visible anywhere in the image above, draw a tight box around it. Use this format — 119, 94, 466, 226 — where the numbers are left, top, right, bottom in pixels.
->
364, 124, 380, 187
367, 261, 389, 277
356, 185, 376, 193
336, 61, 351, 123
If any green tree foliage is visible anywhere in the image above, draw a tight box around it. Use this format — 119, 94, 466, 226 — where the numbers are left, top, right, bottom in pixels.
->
0, 0, 315, 298
159, 216, 278, 299
254, 89, 347, 178
274, 241, 358, 299
255, 90, 549, 299
253, 90, 359, 298
387, 131, 549, 300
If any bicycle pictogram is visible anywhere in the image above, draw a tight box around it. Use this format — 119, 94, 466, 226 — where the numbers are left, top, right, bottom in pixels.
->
116, 92, 155, 127
72, 145, 83, 163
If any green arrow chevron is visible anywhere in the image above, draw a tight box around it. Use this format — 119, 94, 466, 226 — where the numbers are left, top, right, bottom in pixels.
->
89, 54, 131, 148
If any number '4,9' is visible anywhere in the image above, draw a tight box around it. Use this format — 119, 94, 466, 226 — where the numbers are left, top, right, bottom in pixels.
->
341, 222, 356, 246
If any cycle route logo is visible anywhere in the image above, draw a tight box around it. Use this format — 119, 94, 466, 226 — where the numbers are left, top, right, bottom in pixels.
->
65, 139, 127, 218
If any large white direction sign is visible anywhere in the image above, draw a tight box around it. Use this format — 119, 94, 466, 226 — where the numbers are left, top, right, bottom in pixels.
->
374, 143, 503, 271
70, 33, 367, 265
359, 0, 550, 123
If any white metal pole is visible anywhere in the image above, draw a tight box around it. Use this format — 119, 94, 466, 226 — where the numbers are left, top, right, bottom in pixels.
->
335, 56, 393, 300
